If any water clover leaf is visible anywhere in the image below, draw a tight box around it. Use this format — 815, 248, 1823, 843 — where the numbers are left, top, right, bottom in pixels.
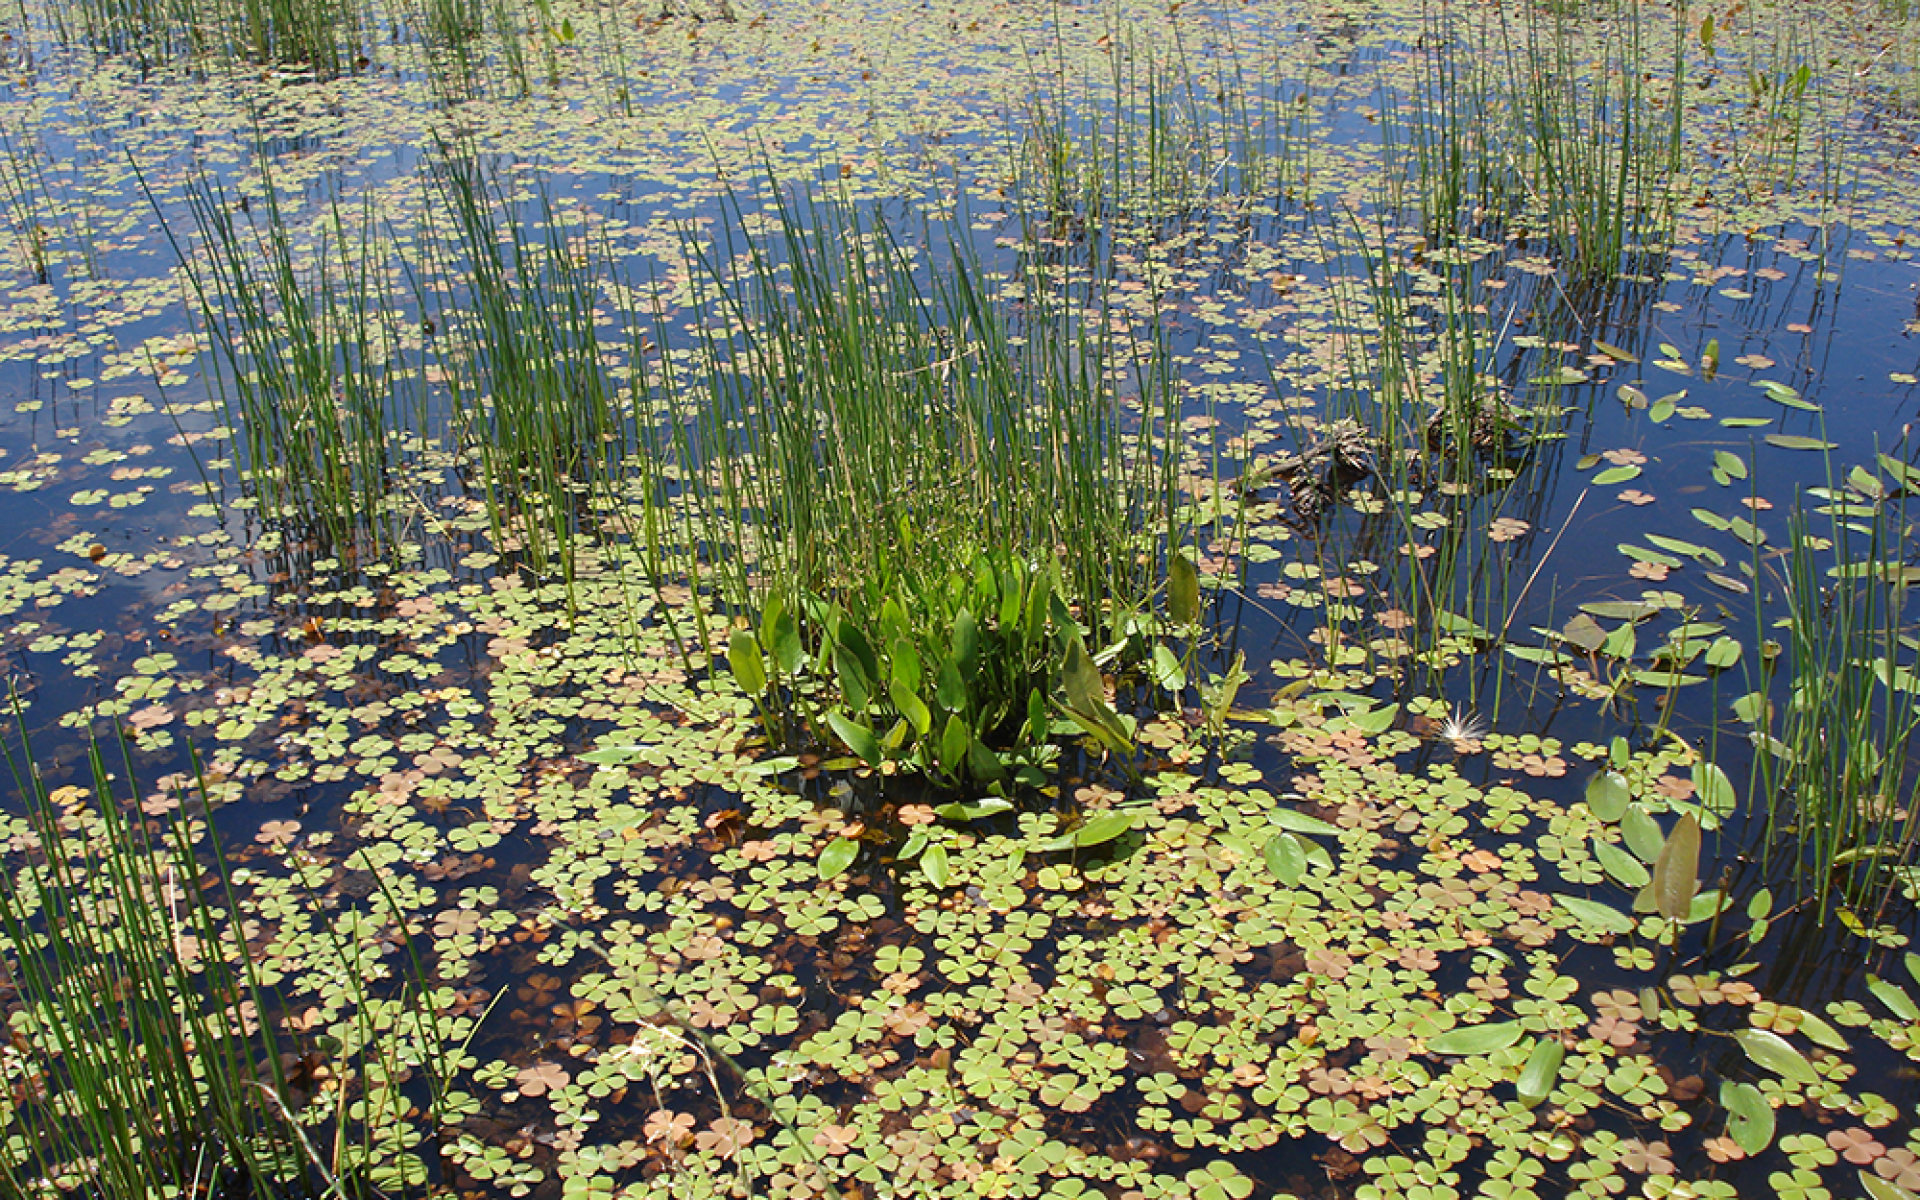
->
1515, 1037, 1564, 1108
1428, 1020, 1525, 1056
1722, 1079, 1776, 1155
1866, 975, 1919, 1022
1585, 771, 1631, 822
1556, 894, 1636, 935
1652, 814, 1701, 921
817, 836, 860, 881
1734, 1028, 1820, 1086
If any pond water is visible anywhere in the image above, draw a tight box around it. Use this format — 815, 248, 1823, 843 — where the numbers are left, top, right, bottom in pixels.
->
6, 0, 1920, 1197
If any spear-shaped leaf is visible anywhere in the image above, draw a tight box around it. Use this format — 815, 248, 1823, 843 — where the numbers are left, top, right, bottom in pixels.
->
1168, 550, 1200, 625
1653, 814, 1701, 921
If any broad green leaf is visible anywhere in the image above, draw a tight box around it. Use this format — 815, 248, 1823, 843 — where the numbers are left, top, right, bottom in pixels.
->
890, 677, 932, 737
899, 828, 928, 860
1692, 761, 1738, 818
889, 637, 922, 692
1593, 838, 1650, 888
834, 643, 871, 712
1515, 1038, 1564, 1109
1618, 383, 1649, 407
1622, 805, 1665, 862
1269, 808, 1340, 837
937, 713, 969, 776
1864, 1172, 1920, 1200
1562, 613, 1608, 652
1700, 337, 1720, 379
1265, 832, 1308, 885
1907, 951, 1920, 989
1746, 887, 1773, 921
1757, 379, 1819, 411
950, 608, 980, 677
1150, 643, 1186, 692
1764, 433, 1837, 452
579, 744, 645, 766
827, 711, 883, 767
1593, 464, 1641, 486
728, 630, 767, 695
1734, 1027, 1819, 1086
1596, 339, 1639, 363
1726, 515, 1766, 545
1653, 814, 1702, 921
817, 836, 859, 881
1877, 453, 1920, 493
1581, 600, 1657, 621
1428, 1021, 1525, 1056
1713, 449, 1748, 481
1556, 894, 1636, 935
920, 842, 951, 888
1072, 812, 1135, 847
1062, 636, 1105, 716
932, 796, 1014, 821
1585, 770, 1632, 821
1722, 1080, 1775, 1155
1793, 1009, 1850, 1052
1168, 550, 1200, 625
764, 600, 803, 675
1703, 637, 1742, 669
1867, 974, 1920, 1021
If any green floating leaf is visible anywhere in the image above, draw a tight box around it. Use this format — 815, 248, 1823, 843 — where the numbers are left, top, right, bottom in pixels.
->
1863, 1171, 1920, 1200
1515, 1038, 1564, 1109
1906, 951, 1920, 989
1703, 637, 1742, 670
933, 797, 1014, 822
1692, 761, 1738, 818
1071, 812, 1135, 848
1428, 1021, 1526, 1056
1722, 1079, 1776, 1156
1653, 814, 1702, 921
1794, 1009, 1850, 1052
1877, 453, 1920, 494
1585, 770, 1632, 822
818, 836, 860, 881
1764, 434, 1837, 452
1265, 831, 1308, 886
1150, 643, 1186, 692
1622, 805, 1666, 862
1269, 808, 1340, 837
1556, 894, 1636, 935
1734, 1027, 1820, 1086
1756, 379, 1820, 411
1593, 464, 1642, 486
1596, 339, 1640, 364
1713, 449, 1748, 481
578, 743, 645, 766
1594, 838, 1651, 888
1581, 600, 1657, 621
1867, 974, 1920, 1022
920, 842, 951, 888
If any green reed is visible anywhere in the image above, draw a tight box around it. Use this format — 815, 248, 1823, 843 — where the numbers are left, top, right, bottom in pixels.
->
1745, 473, 1920, 919
50, 0, 366, 71
166, 165, 405, 557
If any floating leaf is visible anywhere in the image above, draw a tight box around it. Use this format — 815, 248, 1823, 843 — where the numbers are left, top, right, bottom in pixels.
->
1593, 464, 1642, 486
1622, 805, 1665, 862
1692, 761, 1738, 818
1556, 894, 1636, 935
1593, 838, 1651, 888
1596, 339, 1640, 364
1562, 613, 1608, 653
920, 841, 951, 887
1269, 808, 1340, 837
933, 797, 1014, 821
1764, 434, 1837, 452
1653, 814, 1701, 921
1722, 1079, 1776, 1155
1734, 1027, 1819, 1086
1864, 1172, 1920, 1200
1071, 812, 1135, 848
1713, 450, 1748, 481
1515, 1038, 1564, 1109
1867, 974, 1920, 1022
1150, 643, 1186, 692
1794, 1009, 1850, 1052
817, 836, 860, 881
1585, 771, 1631, 822
1265, 832, 1308, 886
1428, 1021, 1526, 1056
1703, 637, 1742, 670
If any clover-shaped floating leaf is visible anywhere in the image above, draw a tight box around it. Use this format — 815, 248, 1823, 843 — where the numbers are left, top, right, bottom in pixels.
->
1515, 1037, 1564, 1109
1734, 1028, 1820, 1086
1722, 1079, 1776, 1155
1557, 894, 1636, 936
1428, 1020, 1525, 1056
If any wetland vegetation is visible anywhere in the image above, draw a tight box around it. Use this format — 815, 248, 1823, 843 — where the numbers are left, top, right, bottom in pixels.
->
7, 0, 1920, 1196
